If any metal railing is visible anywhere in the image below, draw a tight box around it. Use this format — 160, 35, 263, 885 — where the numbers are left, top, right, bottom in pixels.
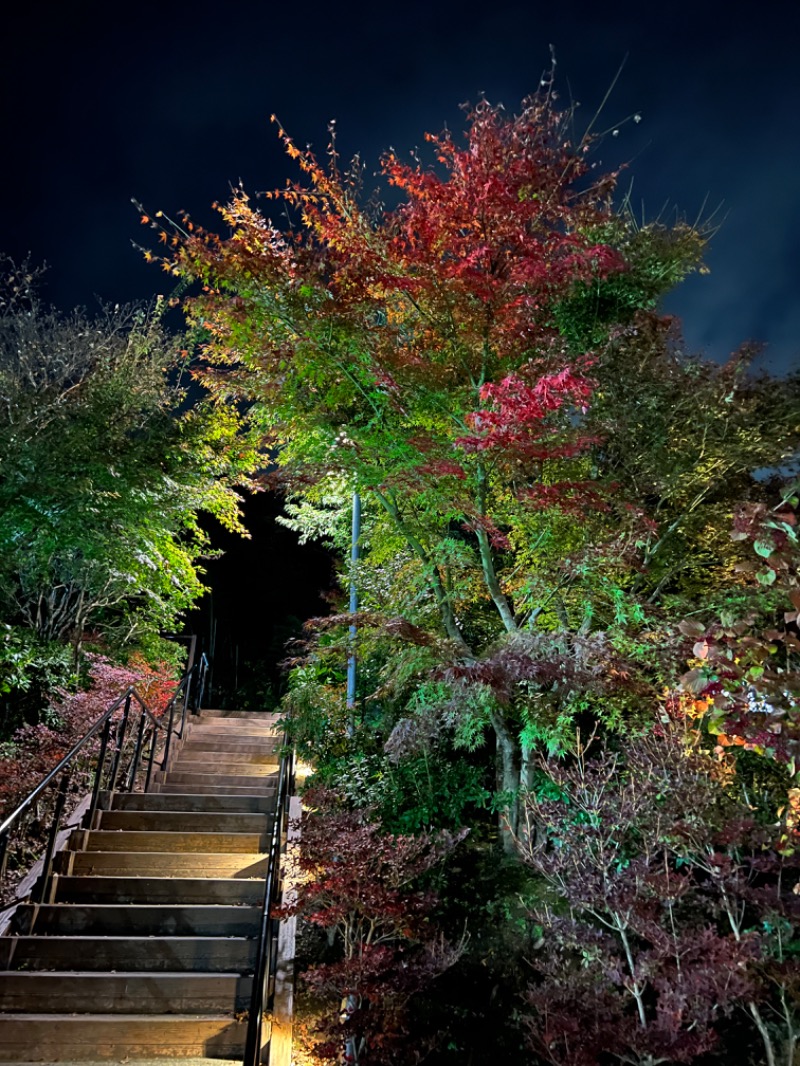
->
0, 652, 208, 909
244, 736, 295, 1066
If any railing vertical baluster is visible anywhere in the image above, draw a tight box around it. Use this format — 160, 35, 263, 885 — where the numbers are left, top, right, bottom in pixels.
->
195, 655, 207, 716
0, 653, 206, 916
161, 695, 179, 771
127, 705, 148, 791
35, 773, 70, 904
144, 725, 158, 794
88, 716, 114, 827
178, 675, 190, 739
244, 742, 292, 1066
107, 693, 132, 794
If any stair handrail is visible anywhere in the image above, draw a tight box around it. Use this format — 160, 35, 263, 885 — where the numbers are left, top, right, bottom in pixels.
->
0, 652, 209, 909
244, 729, 295, 1066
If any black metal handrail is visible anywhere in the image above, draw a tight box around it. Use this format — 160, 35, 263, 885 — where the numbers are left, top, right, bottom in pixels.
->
0, 652, 209, 909
243, 735, 295, 1066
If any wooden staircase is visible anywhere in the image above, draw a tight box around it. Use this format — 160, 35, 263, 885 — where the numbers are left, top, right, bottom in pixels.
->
0, 709, 283, 1064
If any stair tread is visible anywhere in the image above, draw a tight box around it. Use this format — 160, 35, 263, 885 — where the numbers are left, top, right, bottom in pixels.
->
56, 875, 266, 883
0, 970, 249, 978
157, 785, 275, 795
0, 1013, 248, 1024
54, 876, 266, 904
0, 1060, 244, 1066
19, 902, 261, 910
82, 830, 265, 850
69, 849, 267, 857
7, 934, 254, 942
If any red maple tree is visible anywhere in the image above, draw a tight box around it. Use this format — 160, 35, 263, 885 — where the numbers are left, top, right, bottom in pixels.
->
151, 88, 703, 843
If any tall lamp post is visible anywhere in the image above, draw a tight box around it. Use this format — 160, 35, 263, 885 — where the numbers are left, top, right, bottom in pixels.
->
345, 490, 361, 729
344, 489, 362, 1062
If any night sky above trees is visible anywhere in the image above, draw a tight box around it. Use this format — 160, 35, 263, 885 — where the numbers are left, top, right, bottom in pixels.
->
1, 0, 797, 375
1, 0, 798, 691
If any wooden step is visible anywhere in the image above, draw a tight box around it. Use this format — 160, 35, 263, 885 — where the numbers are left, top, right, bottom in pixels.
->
1, 935, 256, 972
53, 876, 266, 906
187, 720, 279, 737
77, 830, 265, 853
106, 791, 275, 813
0, 972, 253, 1013
158, 782, 276, 796
180, 735, 281, 754
156, 771, 278, 790
165, 762, 277, 779
59, 850, 268, 879
0, 1013, 255, 1061
174, 750, 280, 767
0, 707, 283, 1063
11, 903, 261, 937
199, 709, 282, 720
97, 809, 270, 834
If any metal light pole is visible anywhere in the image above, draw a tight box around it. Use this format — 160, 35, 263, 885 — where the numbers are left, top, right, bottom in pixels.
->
344, 489, 361, 1062
345, 490, 361, 726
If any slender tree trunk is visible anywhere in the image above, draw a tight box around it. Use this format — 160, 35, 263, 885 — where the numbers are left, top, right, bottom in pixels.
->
475, 464, 517, 633
748, 1002, 776, 1066
516, 744, 539, 851
475, 525, 517, 633
375, 487, 525, 854
491, 709, 521, 855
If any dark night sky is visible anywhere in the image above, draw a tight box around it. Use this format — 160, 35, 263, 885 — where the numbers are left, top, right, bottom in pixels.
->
2, 1, 798, 687
2, 1, 798, 373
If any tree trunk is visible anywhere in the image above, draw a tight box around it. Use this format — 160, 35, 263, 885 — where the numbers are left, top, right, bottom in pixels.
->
491, 709, 521, 855
475, 526, 517, 633
475, 465, 517, 634
516, 744, 538, 851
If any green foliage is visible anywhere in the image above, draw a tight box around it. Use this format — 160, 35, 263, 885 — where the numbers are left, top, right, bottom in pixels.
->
0, 625, 75, 738
553, 218, 707, 351
0, 261, 259, 651
315, 750, 489, 835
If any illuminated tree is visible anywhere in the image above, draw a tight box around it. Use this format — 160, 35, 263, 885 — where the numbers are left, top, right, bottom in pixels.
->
0, 258, 258, 653
156, 89, 705, 842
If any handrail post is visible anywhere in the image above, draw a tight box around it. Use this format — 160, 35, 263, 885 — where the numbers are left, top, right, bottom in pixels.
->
127, 706, 149, 792
161, 695, 179, 771
0, 831, 8, 885
195, 655, 207, 715
144, 725, 158, 793
35, 773, 70, 904
178, 671, 192, 739
88, 715, 114, 827
244, 739, 292, 1066
107, 692, 132, 794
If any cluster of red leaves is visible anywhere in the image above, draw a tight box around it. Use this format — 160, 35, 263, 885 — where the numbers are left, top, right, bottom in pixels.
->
457, 367, 596, 456
152, 92, 630, 517
439, 630, 646, 708
520, 480, 612, 515
0, 653, 177, 817
276, 788, 466, 1063
373, 96, 624, 355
